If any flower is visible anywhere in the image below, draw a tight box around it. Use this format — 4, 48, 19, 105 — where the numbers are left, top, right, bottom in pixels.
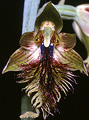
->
2, 2, 87, 119
72, 4, 89, 73
75, 4, 89, 36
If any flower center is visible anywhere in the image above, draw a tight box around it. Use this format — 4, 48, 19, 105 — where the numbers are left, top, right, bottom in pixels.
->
40, 42, 54, 63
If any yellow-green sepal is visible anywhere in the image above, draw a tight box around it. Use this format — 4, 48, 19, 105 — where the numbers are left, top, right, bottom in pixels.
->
35, 2, 63, 33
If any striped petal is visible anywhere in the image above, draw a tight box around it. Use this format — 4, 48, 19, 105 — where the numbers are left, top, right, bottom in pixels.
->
53, 48, 87, 74
2, 47, 41, 73
57, 33, 76, 51
19, 31, 38, 49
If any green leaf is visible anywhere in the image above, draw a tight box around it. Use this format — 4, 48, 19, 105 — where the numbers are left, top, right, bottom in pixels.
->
35, 2, 63, 33
22, 0, 41, 33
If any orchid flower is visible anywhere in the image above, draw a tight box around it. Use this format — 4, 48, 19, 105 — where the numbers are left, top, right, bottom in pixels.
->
2, 2, 87, 119
72, 4, 89, 73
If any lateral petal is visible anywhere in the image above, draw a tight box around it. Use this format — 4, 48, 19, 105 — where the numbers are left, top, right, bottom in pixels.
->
2, 47, 41, 73
19, 31, 38, 50
53, 48, 87, 74
56, 33, 76, 51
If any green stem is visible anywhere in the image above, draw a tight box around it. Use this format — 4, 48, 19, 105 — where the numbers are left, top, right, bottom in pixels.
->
21, 0, 40, 120
21, 95, 34, 120
22, 0, 40, 33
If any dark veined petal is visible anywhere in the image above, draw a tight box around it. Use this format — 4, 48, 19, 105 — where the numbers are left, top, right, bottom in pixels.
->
2, 47, 41, 73
20, 31, 44, 48
53, 48, 87, 74
35, 2, 63, 33
19, 31, 37, 49
56, 33, 76, 52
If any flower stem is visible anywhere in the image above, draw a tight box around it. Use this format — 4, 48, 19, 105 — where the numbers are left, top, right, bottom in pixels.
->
21, 0, 40, 120
56, 5, 77, 19
22, 0, 40, 34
